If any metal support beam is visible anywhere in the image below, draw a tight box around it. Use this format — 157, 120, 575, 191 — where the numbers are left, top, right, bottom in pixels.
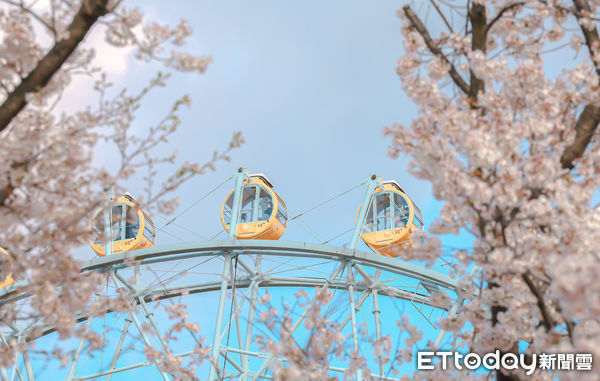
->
65, 319, 92, 381
135, 266, 171, 355
353, 263, 376, 286
0, 332, 23, 381
346, 262, 362, 381
73, 351, 195, 380
208, 254, 232, 381
78, 240, 459, 290
241, 256, 261, 381
21, 348, 33, 381
110, 275, 170, 381
433, 295, 463, 349
289, 262, 344, 335
127, 309, 170, 381
9, 349, 19, 381
236, 257, 255, 276
222, 346, 401, 381
218, 348, 244, 373
339, 290, 370, 329
228, 168, 247, 240
233, 291, 243, 366
103, 191, 114, 257
433, 265, 479, 349
349, 176, 380, 250
251, 261, 345, 381
139, 298, 168, 349
372, 289, 383, 377
105, 315, 132, 381
218, 268, 247, 379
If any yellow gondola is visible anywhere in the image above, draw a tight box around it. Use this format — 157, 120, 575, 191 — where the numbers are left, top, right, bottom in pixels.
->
0, 247, 14, 289
220, 173, 288, 240
89, 194, 156, 256
358, 180, 424, 257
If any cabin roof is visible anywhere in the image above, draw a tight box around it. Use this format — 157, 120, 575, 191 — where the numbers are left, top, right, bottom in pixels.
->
249, 173, 274, 188
383, 180, 405, 194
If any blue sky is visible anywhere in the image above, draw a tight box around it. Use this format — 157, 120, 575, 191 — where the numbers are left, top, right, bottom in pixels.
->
111, 0, 437, 248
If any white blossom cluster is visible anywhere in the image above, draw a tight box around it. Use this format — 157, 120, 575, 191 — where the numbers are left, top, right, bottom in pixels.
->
385, 0, 600, 379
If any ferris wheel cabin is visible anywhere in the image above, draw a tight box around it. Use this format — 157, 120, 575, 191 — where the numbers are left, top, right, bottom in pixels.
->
89, 194, 156, 256
220, 172, 288, 240
359, 180, 424, 257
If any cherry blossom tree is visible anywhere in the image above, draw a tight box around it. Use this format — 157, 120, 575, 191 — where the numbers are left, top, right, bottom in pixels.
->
385, 0, 600, 379
0, 0, 242, 374
6, 0, 600, 379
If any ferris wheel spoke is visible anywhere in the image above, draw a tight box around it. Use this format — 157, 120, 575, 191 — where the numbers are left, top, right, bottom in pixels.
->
260, 256, 298, 275
239, 255, 261, 381
234, 257, 255, 277
143, 255, 220, 291
217, 348, 244, 377
267, 260, 338, 277
109, 274, 170, 381
219, 271, 249, 373
125, 310, 169, 380
345, 263, 362, 380
138, 298, 169, 349
0, 330, 24, 381
371, 287, 384, 377
208, 254, 233, 381
338, 289, 371, 331
64, 319, 92, 381
104, 314, 132, 381
379, 275, 422, 290
9, 349, 22, 381
250, 261, 346, 381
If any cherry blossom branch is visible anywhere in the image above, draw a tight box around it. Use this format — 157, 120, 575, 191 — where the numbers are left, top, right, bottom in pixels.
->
485, 2, 525, 33
468, 2, 486, 101
390, 1, 600, 378
561, 104, 600, 169
0, 0, 110, 132
146, 133, 244, 207
559, 0, 600, 169
573, 0, 600, 76
402, 5, 470, 94
521, 272, 555, 332
429, 0, 454, 33
0, 0, 56, 36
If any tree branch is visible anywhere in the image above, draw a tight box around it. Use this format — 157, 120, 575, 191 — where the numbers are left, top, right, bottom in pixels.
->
0, 0, 56, 36
486, 2, 525, 33
573, 0, 600, 77
0, 0, 110, 132
522, 272, 555, 332
402, 5, 470, 94
429, 0, 454, 33
468, 2, 487, 101
561, 104, 600, 169
559, 0, 600, 169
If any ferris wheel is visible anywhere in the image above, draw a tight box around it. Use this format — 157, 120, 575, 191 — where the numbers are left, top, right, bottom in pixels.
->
0, 168, 463, 381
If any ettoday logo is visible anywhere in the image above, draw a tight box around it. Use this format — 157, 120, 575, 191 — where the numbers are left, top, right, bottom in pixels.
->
417, 351, 537, 375
417, 351, 593, 374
